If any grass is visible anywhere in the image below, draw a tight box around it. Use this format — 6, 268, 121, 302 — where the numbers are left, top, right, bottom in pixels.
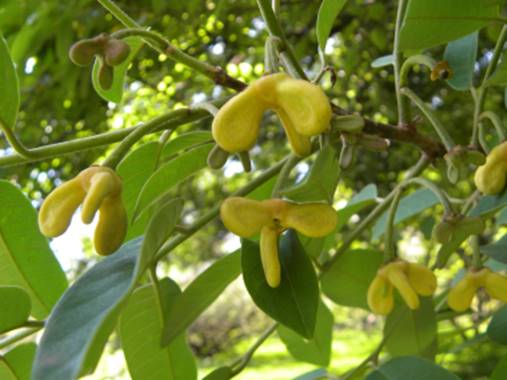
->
198, 327, 381, 379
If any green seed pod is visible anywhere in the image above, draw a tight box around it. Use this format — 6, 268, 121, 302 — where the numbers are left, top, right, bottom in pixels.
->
432, 220, 455, 244
69, 39, 100, 66
98, 61, 114, 90
104, 38, 131, 66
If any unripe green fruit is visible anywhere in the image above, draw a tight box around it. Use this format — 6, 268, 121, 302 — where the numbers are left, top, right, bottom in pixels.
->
98, 61, 114, 90
69, 39, 99, 66
104, 39, 131, 66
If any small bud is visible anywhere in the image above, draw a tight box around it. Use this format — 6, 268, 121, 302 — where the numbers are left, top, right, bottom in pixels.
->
207, 144, 229, 169
333, 115, 365, 133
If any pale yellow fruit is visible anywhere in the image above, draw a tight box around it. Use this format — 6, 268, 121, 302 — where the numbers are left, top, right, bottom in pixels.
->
474, 141, 507, 195
260, 226, 281, 288
284, 202, 337, 237
406, 263, 437, 296
275, 107, 313, 156
484, 270, 507, 303
385, 262, 420, 310
275, 78, 332, 137
220, 197, 271, 237
367, 275, 394, 315
447, 274, 480, 312
94, 196, 127, 256
38, 179, 86, 237
211, 88, 266, 153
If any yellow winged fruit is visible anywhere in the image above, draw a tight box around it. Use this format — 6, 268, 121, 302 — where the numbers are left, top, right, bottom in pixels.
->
220, 197, 337, 288
367, 260, 437, 315
38, 166, 127, 256
474, 141, 507, 195
212, 73, 331, 157
448, 268, 507, 312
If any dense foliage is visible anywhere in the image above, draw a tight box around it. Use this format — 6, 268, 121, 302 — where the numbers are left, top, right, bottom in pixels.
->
3, 1, 507, 379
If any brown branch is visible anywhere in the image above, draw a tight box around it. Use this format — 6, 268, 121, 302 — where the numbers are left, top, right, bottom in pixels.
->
332, 104, 446, 159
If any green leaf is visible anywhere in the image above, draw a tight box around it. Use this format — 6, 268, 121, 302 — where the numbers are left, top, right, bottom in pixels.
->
0, 180, 67, 320
444, 32, 478, 90
161, 251, 241, 345
366, 356, 459, 380
486, 50, 507, 86
119, 279, 197, 380
469, 191, 507, 217
133, 143, 213, 220
487, 305, 507, 345
320, 249, 382, 309
316, 0, 348, 58
0, 31, 19, 129
241, 230, 319, 339
481, 235, 507, 264
278, 301, 334, 366
1, 343, 36, 380
202, 367, 233, 380
117, 142, 159, 240
372, 189, 439, 240
384, 298, 437, 359
32, 238, 143, 380
336, 184, 378, 232
371, 54, 394, 68
0, 286, 31, 333
92, 36, 143, 103
139, 198, 183, 272
399, 0, 500, 51
161, 131, 213, 159
281, 145, 340, 203
490, 356, 507, 380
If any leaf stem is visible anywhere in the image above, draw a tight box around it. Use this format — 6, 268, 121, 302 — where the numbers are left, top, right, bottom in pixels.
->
0, 120, 39, 159
401, 87, 455, 151
321, 154, 431, 271
230, 323, 278, 376
271, 154, 301, 197
0, 325, 43, 350
384, 189, 402, 261
102, 108, 189, 169
256, 0, 307, 79
471, 25, 507, 146
393, 0, 408, 125
97, 3, 246, 91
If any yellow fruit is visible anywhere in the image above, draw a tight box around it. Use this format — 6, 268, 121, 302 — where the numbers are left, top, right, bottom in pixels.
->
385, 262, 420, 310
275, 78, 332, 136
406, 263, 437, 296
220, 197, 337, 287
220, 197, 271, 237
484, 270, 507, 303
38, 179, 86, 237
211, 73, 331, 157
284, 202, 337, 237
212, 88, 265, 153
474, 141, 507, 195
275, 107, 313, 156
367, 275, 394, 315
447, 274, 479, 312
94, 196, 127, 256
260, 226, 281, 288
38, 166, 127, 255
